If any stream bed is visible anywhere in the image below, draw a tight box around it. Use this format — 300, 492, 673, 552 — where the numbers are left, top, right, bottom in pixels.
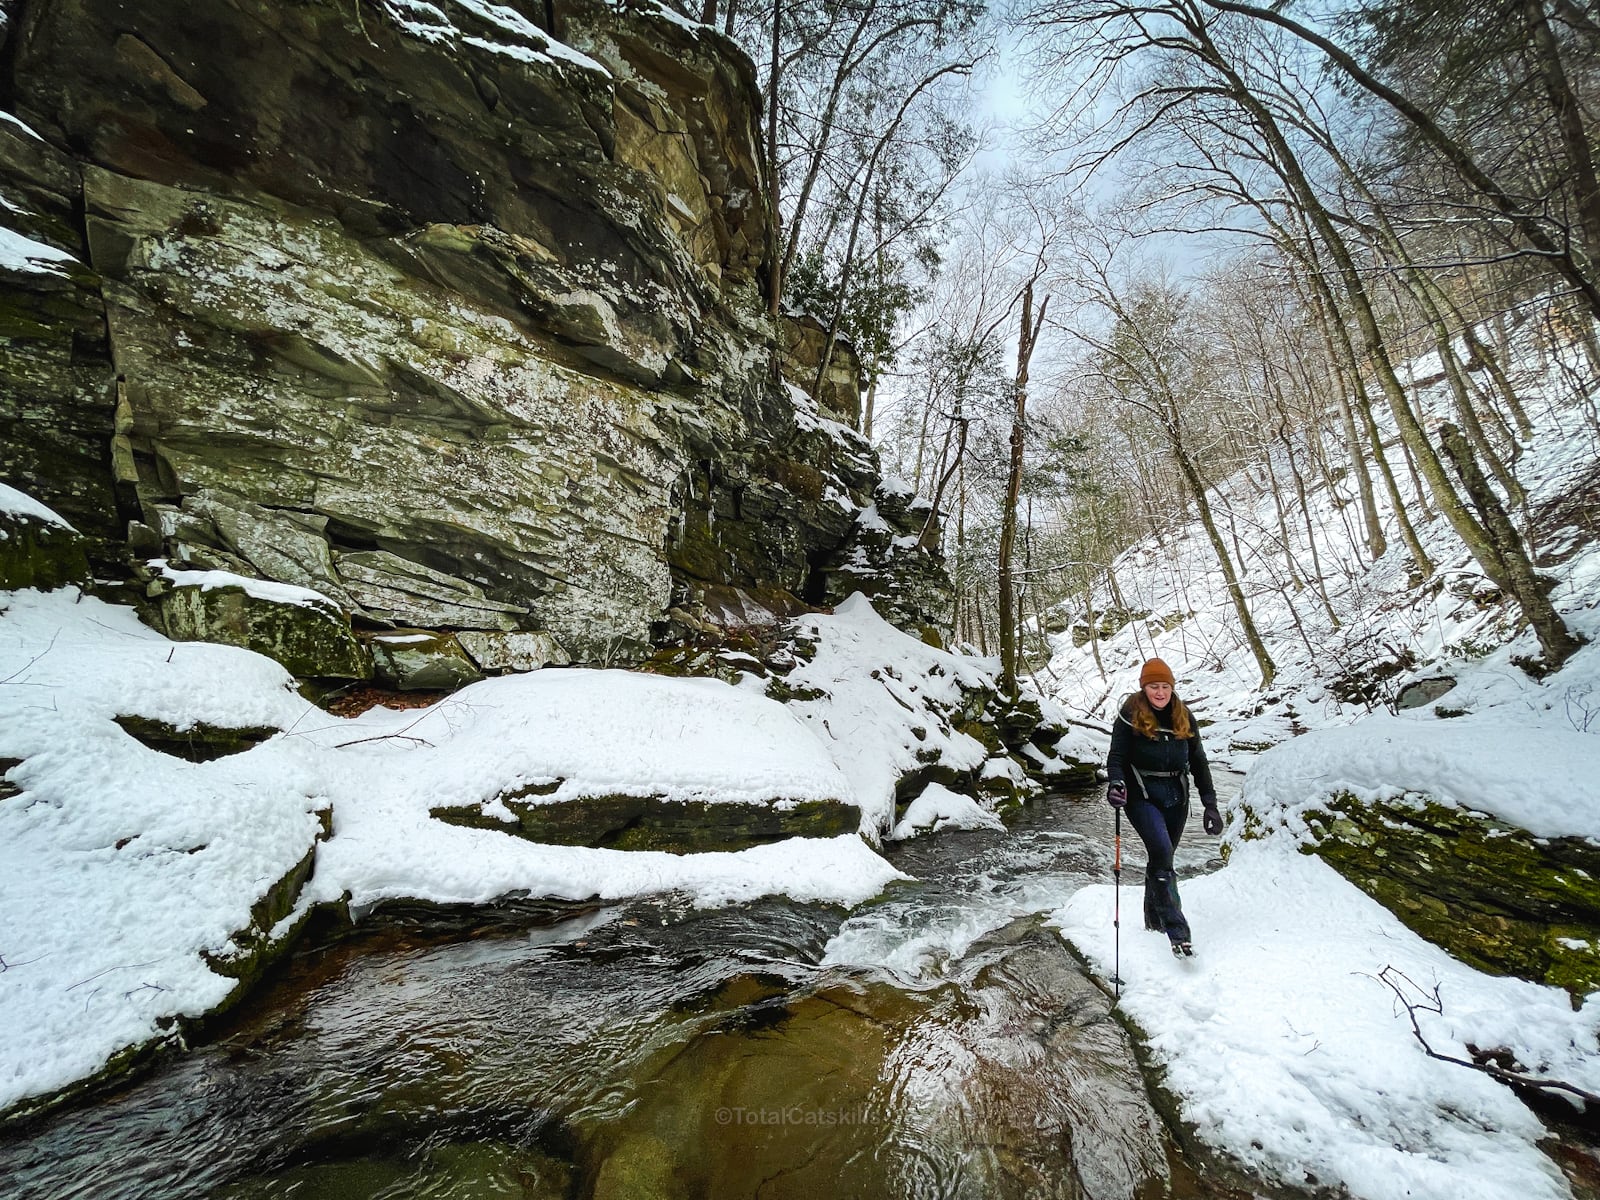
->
0, 783, 1267, 1200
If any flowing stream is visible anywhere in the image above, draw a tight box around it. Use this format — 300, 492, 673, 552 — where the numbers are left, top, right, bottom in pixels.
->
1, 779, 1267, 1200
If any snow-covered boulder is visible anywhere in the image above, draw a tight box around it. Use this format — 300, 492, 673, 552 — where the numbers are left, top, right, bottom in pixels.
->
145, 562, 371, 681
1241, 716, 1600, 996
890, 782, 1005, 840
1258, 792, 1600, 997
763, 594, 1094, 837
369, 630, 482, 692
0, 483, 88, 592
0, 590, 332, 1122
425, 670, 861, 853
0, 587, 905, 1123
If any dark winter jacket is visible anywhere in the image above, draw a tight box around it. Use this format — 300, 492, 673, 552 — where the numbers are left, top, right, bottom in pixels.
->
1106, 695, 1216, 806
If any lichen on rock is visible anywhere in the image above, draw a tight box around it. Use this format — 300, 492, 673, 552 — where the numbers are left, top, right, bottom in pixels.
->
146, 564, 371, 680
0, 0, 954, 669
1247, 790, 1600, 998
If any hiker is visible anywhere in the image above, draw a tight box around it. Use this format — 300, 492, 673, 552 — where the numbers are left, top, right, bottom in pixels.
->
1104, 658, 1220, 956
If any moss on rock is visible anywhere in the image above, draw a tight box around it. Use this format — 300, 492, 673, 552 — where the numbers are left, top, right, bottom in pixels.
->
153, 580, 371, 680
0, 510, 91, 592
432, 789, 861, 854
1295, 792, 1600, 997
369, 630, 482, 691
114, 715, 280, 761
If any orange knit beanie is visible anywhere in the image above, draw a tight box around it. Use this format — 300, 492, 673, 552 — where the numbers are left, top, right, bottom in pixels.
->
1139, 658, 1175, 687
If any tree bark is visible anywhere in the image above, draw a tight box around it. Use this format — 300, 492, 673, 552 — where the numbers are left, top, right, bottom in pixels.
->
1525, 0, 1600, 274
765, 0, 783, 320
998, 283, 1048, 698
1439, 423, 1585, 667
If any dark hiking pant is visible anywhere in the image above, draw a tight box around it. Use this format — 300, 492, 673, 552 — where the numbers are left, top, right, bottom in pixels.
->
1126, 781, 1190, 943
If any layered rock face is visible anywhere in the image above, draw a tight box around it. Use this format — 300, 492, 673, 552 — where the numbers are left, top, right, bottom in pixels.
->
0, 0, 949, 661
1258, 793, 1600, 998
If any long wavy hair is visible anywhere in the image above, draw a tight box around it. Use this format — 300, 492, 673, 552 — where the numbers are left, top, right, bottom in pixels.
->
1126, 690, 1193, 739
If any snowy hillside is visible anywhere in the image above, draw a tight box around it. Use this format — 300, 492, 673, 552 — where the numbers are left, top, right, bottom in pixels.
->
1043, 323, 1600, 1199
1041, 328, 1600, 770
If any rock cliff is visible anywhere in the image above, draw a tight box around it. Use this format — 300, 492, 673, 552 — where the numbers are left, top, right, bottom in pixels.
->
0, 0, 948, 663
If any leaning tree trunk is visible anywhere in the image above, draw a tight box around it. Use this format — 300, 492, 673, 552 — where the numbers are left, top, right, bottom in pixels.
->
1296, 249, 1390, 561
1165, 418, 1277, 689
1439, 424, 1586, 667
1209, 41, 1547, 606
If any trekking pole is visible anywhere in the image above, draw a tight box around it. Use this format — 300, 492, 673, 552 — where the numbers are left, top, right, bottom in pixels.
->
1113, 806, 1123, 999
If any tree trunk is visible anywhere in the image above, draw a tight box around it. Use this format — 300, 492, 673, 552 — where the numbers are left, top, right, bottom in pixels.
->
1526, 0, 1600, 273
1462, 324, 1534, 442
764, 0, 783, 320
1298, 252, 1388, 559
1352, 374, 1433, 574
1174, 443, 1277, 688
1084, 578, 1106, 675
1439, 423, 1585, 667
1205, 45, 1501, 587
998, 283, 1047, 698
1279, 419, 1341, 627
920, 411, 968, 551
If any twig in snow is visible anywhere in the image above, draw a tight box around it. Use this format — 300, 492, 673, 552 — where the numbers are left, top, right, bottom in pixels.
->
0, 629, 59, 685
1374, 965, 1600, 1105
333, 732, 434, 748
65, 959, 162, 991
1565, 684, 1597, 734
332, 701, 459, 749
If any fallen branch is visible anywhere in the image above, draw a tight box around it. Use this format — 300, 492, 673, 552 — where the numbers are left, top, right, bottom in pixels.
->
65, 959, 162, 992
333, 732, 434, 749
1375, 965, 1600, 1105
0, 629, 60, 686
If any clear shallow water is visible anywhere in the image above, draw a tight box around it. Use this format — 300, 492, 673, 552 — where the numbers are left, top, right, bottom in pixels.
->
0, 784, 1247, 1200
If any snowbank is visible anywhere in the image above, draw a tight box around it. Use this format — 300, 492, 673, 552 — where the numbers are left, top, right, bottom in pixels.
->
1244, 710, 1600, 841
0, 586, 904, 1116
1053, 839, 1600, 1200
774, 593, 999, 835
0, 482, 74, 528
890, 781, 1005, 840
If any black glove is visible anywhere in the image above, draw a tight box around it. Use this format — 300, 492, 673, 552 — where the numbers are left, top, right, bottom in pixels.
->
1107, 781, 1127, 809
1202, 800, 1223, 836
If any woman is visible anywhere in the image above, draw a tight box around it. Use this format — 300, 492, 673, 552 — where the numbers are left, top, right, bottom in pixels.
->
1105, 658, 1220, 957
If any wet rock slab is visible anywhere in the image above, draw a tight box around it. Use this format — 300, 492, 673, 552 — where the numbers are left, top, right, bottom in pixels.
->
574, 919, 1176, 1200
